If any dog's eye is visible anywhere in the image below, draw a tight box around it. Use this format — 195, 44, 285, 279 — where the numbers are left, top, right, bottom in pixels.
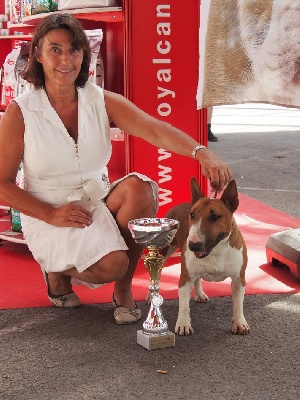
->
210, 213, 221, 221
190, 211, 195, 219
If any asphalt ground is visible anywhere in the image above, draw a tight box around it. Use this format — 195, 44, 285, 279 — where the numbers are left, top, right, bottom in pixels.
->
0, 293, 299, 400
0, 104, 299, 400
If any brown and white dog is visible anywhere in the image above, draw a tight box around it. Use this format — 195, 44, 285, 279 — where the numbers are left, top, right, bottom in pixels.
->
164, 177, 250, 336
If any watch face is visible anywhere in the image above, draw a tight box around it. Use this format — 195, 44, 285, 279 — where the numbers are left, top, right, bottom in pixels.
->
152, 294, 163, 307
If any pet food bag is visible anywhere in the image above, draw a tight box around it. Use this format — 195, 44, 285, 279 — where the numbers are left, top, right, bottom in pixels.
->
85, 29, 104, 87
31, 0, 58, 14
15, 41, 32, 96
9, 0, 24, 23
24, 0, 33, 17
1, 47, 21, 107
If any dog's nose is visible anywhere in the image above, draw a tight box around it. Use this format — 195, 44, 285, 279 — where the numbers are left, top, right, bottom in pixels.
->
188, 240, 204, 252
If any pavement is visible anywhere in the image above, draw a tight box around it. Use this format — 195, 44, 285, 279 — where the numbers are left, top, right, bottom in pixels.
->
210, 103, 300, 219
0, 104, 299, 400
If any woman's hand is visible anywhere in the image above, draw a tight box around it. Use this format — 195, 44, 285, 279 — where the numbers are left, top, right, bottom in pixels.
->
47, 204, 93, 228
196, 148, 232, 193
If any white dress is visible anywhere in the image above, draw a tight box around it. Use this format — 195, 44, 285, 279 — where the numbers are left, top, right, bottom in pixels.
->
14, 82, 158, 273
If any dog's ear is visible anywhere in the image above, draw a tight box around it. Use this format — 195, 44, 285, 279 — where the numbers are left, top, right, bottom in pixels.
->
190, 176, 205, 205
220, 180, 239, 213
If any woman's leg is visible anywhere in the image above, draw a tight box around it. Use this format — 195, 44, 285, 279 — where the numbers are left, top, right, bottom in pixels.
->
47, 176, 157, 309
105, 175, 157, 308
47, 250, 129, 294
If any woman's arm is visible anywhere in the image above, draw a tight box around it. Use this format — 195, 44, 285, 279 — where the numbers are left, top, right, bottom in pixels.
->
104, 90, 231, 192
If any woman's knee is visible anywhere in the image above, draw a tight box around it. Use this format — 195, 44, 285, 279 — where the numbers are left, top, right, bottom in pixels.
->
125, 176, 157, 214
91, 251, 129, 282
106, 175, 157, 222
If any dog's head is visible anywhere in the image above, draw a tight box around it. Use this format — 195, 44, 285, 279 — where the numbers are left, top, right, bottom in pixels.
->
187, 177, 239, 259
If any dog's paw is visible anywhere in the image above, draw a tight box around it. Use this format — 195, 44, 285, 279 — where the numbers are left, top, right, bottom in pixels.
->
194, 292, 209, 303
232, 318, 250, 335
175, 318, 194, 335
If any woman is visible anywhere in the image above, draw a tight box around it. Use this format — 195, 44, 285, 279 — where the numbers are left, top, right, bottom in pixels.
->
0, 14, 231, 324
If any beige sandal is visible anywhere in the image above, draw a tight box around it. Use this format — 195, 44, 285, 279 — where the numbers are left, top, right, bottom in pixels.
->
48, 291, 81, 308
44, 271, 81, 308
112, 295, 142, 325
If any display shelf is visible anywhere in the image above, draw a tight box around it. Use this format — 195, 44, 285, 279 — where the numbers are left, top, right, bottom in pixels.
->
0, 230, 26, 244
0, 35, 33, 40
0, 214, 26, 244
22, 7, 123, 25
7, 21, 34, 29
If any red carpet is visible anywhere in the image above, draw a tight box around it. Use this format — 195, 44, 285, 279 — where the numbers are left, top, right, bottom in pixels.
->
0, 193, 299, 309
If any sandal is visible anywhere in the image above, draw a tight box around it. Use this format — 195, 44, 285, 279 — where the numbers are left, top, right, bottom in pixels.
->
44, 271, 81, 308
112, 294, 142, 325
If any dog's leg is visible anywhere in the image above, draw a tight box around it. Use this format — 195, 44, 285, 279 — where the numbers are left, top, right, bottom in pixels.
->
175, 281, 194, 335
194, 277, 209, 303
231, 277, 250, 334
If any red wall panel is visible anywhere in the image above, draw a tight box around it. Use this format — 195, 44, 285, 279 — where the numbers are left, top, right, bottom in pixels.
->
124, 0, 208, 216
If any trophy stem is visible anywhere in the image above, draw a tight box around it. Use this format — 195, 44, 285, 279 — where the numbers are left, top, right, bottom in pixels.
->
142, 247, 168, 335
144, 246, 164, 285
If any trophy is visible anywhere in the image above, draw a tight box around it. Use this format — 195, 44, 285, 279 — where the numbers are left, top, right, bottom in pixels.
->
128, 217, 179, 350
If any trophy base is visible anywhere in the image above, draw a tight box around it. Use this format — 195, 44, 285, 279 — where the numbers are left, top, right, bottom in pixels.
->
137, 330, 175, 350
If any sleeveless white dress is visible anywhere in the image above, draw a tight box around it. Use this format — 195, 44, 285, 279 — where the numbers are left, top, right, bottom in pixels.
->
14, 82, 158, 273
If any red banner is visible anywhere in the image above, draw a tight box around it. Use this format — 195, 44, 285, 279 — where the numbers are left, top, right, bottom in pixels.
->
124, 0, 208, 216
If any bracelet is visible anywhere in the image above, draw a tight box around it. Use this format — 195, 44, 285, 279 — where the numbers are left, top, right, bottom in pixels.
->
192, 144, 206, 159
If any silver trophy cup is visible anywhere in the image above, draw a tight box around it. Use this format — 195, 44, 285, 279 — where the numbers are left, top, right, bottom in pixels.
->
128, 217, 179, 350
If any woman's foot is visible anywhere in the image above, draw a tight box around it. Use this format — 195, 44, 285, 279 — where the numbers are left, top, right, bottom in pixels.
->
45, 272, 81, 308
113, 287, 136, 309
112, 286, 141, 325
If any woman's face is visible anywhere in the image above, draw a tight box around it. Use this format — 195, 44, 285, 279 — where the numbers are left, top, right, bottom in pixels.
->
36, 28, 84, 89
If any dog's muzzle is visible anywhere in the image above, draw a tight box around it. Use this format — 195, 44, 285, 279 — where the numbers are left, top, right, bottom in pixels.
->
189, 231, 226, 259
188, 241, 212, 259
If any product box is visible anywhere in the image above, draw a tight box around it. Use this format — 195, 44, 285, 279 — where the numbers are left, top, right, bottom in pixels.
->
58, 0, 116, 11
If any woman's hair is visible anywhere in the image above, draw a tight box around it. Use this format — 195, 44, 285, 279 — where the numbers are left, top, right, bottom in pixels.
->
23, 13, 91, 88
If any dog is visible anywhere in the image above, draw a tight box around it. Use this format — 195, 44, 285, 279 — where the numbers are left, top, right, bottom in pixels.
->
164, 177, 250, 336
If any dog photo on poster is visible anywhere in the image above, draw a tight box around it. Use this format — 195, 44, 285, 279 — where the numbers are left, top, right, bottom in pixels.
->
197, 0, 300, 109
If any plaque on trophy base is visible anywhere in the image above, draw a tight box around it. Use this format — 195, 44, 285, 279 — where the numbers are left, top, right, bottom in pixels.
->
128, 218, 179, 350
137, 330, 175, 350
